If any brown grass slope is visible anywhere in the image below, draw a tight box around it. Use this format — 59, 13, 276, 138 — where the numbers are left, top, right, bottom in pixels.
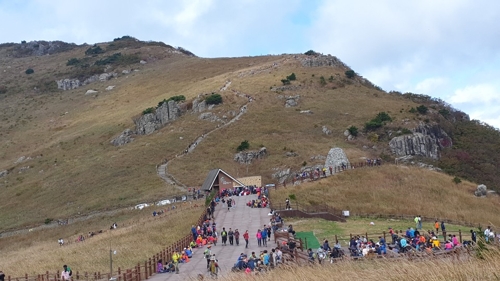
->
0, 39, 492, 232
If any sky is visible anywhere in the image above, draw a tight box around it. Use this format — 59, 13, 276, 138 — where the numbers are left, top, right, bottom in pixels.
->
1, 0, 499, 128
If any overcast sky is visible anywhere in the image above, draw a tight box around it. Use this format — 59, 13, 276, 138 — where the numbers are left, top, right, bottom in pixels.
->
1, 0, 499, 128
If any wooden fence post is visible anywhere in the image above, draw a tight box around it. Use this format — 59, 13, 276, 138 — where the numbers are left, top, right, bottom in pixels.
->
443, 231, 447, 241
366, 232, 368, 242
459, 229, 462, 243
118, 268, 121, 281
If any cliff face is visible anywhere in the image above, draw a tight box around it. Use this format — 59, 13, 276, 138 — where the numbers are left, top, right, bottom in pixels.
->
389, 124, 452, 160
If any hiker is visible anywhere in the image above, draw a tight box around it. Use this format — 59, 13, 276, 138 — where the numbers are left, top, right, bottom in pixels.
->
58, 238, 64, 246
470, 229, 477, 243
261, 226, 268, 246
227, 197, 232, 211
204, 245, 212, 269
234, 229, 240, 246
285, 198, 291, 210
441, 221, 446, 233
221, 228, 228, 245
256, 229, 262, 247
243, 230, 249, 248
484, 226, 492, 242
228, 228, 234, 245
172, 249, 181, 274
307, 248, 315, 263
61, 265, 72, 281
434, 221, 439, 234
0, 270, 5, 281
209, 255, 219, 277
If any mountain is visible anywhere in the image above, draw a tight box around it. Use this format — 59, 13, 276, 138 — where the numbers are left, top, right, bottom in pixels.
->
0, 36, 498, 230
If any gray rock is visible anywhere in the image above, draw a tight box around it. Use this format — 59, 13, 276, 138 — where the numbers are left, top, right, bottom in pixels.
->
192, 98, 207, 113
324, 148, 350, 172
389, 124, 452, 160
285, 95, 300, 107
140, 60, 147, 64
310, 155, 326, 161
110, 129, 135, 146
122, 69, 130, 74
344, 130, 350, 137
475, 184, 487, 197
85, 89, 98, 95
285, 151, 298, 157
234, 147, 267, 164
347, 135, 354, 141
0, 170, 7, 178
300, 110, 313, 114
272, 168, 290, 183
56, 78, 81, 90
105, 85, 115, 91
322, 126, 331, 135
134, 100, 183, 135
298, 55, 350, 69
15, 156, 26, 164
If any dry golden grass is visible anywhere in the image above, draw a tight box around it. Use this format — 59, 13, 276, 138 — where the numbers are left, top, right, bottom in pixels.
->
219, 247, 500, 281
270, 164, 500, 226
0, 203, 204, 277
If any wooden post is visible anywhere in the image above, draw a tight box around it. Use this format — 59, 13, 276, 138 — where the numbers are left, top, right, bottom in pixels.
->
459, 229, 462, 243
383, 231, 386, 241
443, 231, 447, 241
118, 268, 121, 281
25, 273, 28, 281
366, 232, 368, 242
122, 273, 126, 281
97, 272, 101, 280
144, 260, 148, 279
350, 233, 352, 240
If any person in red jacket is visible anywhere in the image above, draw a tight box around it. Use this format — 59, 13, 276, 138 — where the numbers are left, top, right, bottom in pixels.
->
243, 230, 249, 248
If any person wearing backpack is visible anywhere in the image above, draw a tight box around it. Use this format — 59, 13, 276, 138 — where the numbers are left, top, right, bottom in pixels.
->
61, 265, 72, 281
204, 245, 212, 270
171, 249, 181, 274
221, 228, 228, 246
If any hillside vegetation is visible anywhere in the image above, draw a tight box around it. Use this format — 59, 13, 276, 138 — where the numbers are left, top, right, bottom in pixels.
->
0, 37, 499, 233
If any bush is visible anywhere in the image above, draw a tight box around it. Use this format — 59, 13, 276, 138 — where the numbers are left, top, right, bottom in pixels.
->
364, 121, 382, 131
417, 105, 428, 114
373, 112, 392, 123
453, 177, 462, 184
348, 126, 358, 137
158, 95, 186, 107
319, 76, 326, 86
25, 68, 34, 74
364, 112, 392, 131
367, 132, 379, 142
304, 50, 317, 56
66, 58, 80, 66
44, 218, 53, 224
302, 161, 307, 167
439, 108, 450, 117
286, 73, 296, 81
409, 107, 417, 113
142, 107, 155, 115
237, 140, 250, 152
328, 76, 334, 82
85, 45, 104, 55
345, 70, 355, 79
205, 93, 222, 105
288, 194, 296, 200
281, 79, 290, 85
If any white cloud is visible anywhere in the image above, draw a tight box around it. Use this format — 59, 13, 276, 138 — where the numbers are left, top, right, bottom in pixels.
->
450, 84, 500, 104
415, 77, 448, 94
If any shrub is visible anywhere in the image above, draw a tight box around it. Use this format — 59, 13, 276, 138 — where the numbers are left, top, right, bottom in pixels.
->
237, 140, 250, 152
25, 68, 34, 74
44, 218, 53, 224
365, 121, 382, 131
304, 50, 317, 56
409, 107, 417, 113
286, 73, 296, 81
66, 58, 80, 66
157, 95, 186, 107
205, 93, 222, 105
401, 128, 413, 135
345, 70, 355, 79
364, 112, 392, 131
319, 76, 326, 86
439, 108, 450, 117
348, 126, 358, 137
367, 132, 379, 142
142, 107, 155, 115
85, 45, 104, 55
417, 105, 428, 114
373, 112, 392, 123
288, 194, 296, 200
453, 177, 462, 184
281, 79, 290, 85
302, 161, 307, 166
328, 76, 334, 82
21, 40, 26, 44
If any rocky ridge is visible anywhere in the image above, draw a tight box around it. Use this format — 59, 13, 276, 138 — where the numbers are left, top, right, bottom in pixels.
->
389, 124, 452, 160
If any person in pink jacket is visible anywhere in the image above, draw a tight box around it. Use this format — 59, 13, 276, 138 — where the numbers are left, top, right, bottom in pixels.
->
256, 229, 262, 247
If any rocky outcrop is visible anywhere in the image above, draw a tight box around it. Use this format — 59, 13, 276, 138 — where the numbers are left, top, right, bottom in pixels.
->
389, 124, 452, 160
324, 148, 350, 171
0, 170, 7, 178
134, 100, 183, 135
56, 72, 118, 90
234, 147, 267, 164
322, 126, 331, 135
192, 98, 207, 113
284, 95, 300, 107
272, 168, 291, 183
12, 41, 77, 57
110, 129, 134, 146
298, 55, 349, 69
475, 184, 487, 197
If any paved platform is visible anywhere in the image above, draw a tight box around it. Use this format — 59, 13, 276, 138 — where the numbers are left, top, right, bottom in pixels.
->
148, 194, 272, 281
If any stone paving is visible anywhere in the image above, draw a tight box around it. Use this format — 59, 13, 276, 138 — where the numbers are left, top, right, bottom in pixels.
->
148, 194, 272, 281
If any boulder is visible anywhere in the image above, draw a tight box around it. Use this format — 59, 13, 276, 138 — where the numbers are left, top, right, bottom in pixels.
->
110, 129, 134, 146
0, 170, 7, 178
272, 168, 290, 183
56, 78, 81, 90
106, 85, 115, 91
300, 110, 313, 114
285, 151, 298, 157
324, 148, 350, 172
475, 184, 487, 197
284, 95, 300, 107
85, 89, 98, 95
234, 147, 267, 164
322, 126, 331, 135
192, 98, 207, 113
140, 60, 147, 64
15, 156, 26, 164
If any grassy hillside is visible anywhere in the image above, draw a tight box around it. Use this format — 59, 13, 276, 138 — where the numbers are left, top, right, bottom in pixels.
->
0, 37, 499, 233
